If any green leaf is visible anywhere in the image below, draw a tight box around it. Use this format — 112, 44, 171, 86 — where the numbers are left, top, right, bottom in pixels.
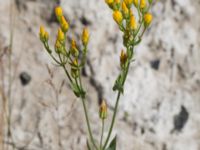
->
113, 74, 124, 93
106, 136, 117, 150
71, 83, 81, 97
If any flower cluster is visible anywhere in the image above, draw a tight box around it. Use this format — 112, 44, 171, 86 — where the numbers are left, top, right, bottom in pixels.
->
39, 2, 154, 150
39, 6, 89, 98
105, 0, 153, 93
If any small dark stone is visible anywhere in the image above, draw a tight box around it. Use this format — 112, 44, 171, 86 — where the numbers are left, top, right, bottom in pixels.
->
150, 59, 160, 70
19, 72, 31, 86
173, 105, 189, 132
80, 16, 92, 26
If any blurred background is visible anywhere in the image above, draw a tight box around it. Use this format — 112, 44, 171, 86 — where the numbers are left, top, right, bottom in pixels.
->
0, 0, 200, 150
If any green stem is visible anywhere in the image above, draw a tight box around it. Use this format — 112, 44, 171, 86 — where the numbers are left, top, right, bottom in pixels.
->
76, 69, 97, 150
100, 119, 105, 150
58, 55, 73, 84
103, 54, 132, 149
81, 97, 98, 150
102, 91, 121, 150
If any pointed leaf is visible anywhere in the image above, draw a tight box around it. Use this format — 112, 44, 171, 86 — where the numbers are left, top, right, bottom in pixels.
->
106, 136, 117, 150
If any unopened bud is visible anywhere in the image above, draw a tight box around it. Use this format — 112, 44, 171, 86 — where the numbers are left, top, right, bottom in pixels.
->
82, 27, 89, 46
99, 100, 107, 120
124, 0, 133, 7
122, 2, 129, 17
140, 0, 146, 10
61, 16, 69, 33
39, 25, 49, 42
113, 10, 123, 25
133, 0, 138, 7
55, 6, 63, 19
105, 0, 114, 7
57, 28, 65, 42
120, 49, 127, 66
144, 13, 153, 27
130, 15, 137, 30
70, 38, 79, 57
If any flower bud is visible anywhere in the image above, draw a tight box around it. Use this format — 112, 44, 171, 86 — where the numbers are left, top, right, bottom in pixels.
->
140, 0, 146, 10
115, 0, 120, 5
129, 15, 137, 30
113, 10, 123, 25
55, 39, 65, 54
61, 16, 69, 33
57, 28, 65, 42
105, 0, 114, 6
122, 1, 129, 17
120, 49, 127, 66
70, 38, 79, 57
71, 59, 79, 78
82, 27, 89, 46
39, 25, 48, 42
124, 0, 133, 7
133, 0, 138, 7
99, 100, 107, 120
55, 6, 63, 19
144, 13, 153, 27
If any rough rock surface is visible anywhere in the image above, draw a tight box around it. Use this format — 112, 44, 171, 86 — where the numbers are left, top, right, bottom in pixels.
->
0, 0, 200, 150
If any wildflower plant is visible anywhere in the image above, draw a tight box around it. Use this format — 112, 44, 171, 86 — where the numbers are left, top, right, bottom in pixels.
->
39, 0, 153, 149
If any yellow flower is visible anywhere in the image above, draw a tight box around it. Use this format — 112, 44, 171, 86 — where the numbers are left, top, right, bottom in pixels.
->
57, 28, 65, 42
144, 13, 153, 27
61, 16, 69, 32
105, 0, 114, 6
133, 0, 138, 7
130, 15, 137, 30
115, 0, 120, 5
39, 25, 48, 41
99, 100, 108, 120
55, 6, 63, 18
113, 10, 123, 24
82, 27, 89, 46
122, 1, 129, 17
124, 0, 133, 6
120, 49, 127, 66
140, 0, 146, 10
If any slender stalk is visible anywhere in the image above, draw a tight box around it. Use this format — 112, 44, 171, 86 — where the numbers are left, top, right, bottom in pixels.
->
102, 91, 121, 149
103, 58, 131, 149
58, 55, 73, 84
100, 119, 105, 150
81, 97, 98, 150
